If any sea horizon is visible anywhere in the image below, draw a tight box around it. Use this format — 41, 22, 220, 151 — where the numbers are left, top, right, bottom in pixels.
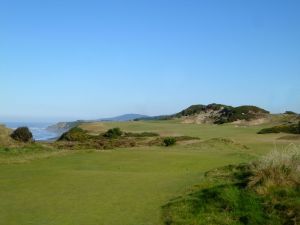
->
2, 121, 59, 141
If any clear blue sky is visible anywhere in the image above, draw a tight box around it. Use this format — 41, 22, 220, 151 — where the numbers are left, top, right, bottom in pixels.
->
1, 0, 300, 122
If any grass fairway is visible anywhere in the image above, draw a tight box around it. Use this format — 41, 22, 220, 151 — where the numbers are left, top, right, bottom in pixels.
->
0, 147, 248, 225
0, 120, 298, 225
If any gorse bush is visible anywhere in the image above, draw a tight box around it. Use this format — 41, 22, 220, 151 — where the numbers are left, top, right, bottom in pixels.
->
248, 144, 300, 194
58, 127, 90, 141
284, 111, 297, 115
163, 137, 176, 146
103, 128, 123, 138
10, 127, 33, 142
258, 123, 300, 134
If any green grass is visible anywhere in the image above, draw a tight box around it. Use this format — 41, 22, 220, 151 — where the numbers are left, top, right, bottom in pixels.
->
162, 148, 300, 225
0, 146, 249, 225
0, 120, 299, 225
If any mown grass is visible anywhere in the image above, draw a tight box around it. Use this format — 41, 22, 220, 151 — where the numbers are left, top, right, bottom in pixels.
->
0, 146, 249, 225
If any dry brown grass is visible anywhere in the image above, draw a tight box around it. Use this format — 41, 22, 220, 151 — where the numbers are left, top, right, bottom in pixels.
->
0, 125, 15, 146
248, 144, 300, 194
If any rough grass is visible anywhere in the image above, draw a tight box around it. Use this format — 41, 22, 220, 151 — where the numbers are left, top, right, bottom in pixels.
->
0, 125, 14, 146
162, 146, 300, 225
0, 143, 71, 164
248, 144, 300, 194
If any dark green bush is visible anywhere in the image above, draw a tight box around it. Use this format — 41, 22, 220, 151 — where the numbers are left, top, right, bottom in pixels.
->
10, 127, 33, 142
224, 105, 269, 122
284, 111, 297, 115
58, 127, 90, 141
258, 123, 300, 134
103, 128, 123, 138
163, 137, 176, 146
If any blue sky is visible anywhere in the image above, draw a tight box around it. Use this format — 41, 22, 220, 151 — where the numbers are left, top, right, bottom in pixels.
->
1, 0, 300, 122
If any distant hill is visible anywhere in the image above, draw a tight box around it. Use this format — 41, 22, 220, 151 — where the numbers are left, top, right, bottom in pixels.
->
46, 121, 84, 134
46, 114, 149, 133
98, 114, 149, 122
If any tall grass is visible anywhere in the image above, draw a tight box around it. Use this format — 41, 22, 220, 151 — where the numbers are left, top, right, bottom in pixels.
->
248, 144, 300, 194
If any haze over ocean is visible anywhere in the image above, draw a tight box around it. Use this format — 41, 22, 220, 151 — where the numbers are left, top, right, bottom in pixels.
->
4, 122, 58, 141
1, 0, 300, 122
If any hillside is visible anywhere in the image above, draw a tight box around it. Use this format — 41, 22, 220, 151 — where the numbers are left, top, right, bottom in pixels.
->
139, 103, 271, 125
98, 114, 149, 121
46, 121, 84, 134
47, 114, 149, 134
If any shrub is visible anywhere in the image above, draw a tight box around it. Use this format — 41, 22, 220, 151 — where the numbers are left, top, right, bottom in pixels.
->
248, 145, 300, 194
284, 111, 297, 115
163, 137, 176, 146
226, 105, 269, 122
58, 127, 90, 142
103, 128, 123, 138
258, 123, 300, 134
10, 127, 33, 142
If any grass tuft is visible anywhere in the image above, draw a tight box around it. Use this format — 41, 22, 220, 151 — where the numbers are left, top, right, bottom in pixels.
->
248, 144, 300, 194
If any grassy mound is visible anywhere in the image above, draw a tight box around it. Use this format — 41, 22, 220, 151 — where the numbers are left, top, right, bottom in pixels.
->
0, 125, 15, 146
162, 146, 300, 225
57, 127, 135, 149
258, 122, 300, 134
187, 138, 249, 151
56, 126, 200, 150
0, 143, 65, 164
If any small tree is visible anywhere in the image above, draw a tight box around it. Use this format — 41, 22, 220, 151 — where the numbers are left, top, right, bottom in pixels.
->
298, 121, 300, 134
163, 137, 176, 147
103, 128, 123, 138
10, 127, 33, 142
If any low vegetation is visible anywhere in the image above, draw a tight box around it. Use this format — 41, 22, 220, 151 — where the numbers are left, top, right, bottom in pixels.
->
163, 137, 176, 146
124, 131, 159, 137
103, 127, 123, 138
162, 146, 300, 225
258, 122, 300, 134
58, 127, 90, 141
248, 144, 300, 194
55, 126, 198, 150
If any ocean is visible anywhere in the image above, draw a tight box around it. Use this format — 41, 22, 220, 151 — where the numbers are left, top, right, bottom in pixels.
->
3, 122, 59, 141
